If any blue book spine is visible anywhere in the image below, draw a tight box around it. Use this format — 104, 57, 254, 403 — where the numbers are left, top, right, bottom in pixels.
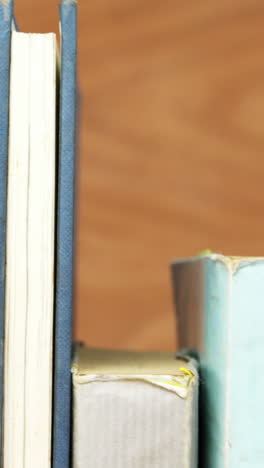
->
53, 2, 77, 467
0, 0, 13, 461
171, 254, 264, 468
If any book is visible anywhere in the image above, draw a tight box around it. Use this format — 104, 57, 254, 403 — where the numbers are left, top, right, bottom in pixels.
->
0, 0, 13, 459
4, 30, 57, 468
52, 2, 77, 468
171, 253, 264, 468
0, 2, 77, 465
72, 347, 199, 468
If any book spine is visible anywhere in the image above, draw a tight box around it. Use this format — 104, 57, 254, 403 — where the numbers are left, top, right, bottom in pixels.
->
53, 2, 77, 468
0, 0, 13, 463
201, 258, 229, 468
171, 257, 229, 468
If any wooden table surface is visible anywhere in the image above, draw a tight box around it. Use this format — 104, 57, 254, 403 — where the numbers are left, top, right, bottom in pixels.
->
16, 0, 264, 350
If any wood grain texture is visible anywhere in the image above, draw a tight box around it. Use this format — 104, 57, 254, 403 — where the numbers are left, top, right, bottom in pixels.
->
15, 0, 264, 350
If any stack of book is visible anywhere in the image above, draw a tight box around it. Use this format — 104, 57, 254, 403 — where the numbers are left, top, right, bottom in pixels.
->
1, 2, 264, 468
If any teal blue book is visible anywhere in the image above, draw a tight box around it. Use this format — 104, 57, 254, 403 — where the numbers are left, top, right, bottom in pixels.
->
171, 254, 264, 468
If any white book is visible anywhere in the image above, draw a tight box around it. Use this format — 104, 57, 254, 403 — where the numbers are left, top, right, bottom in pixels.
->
72, 347, 198, 468
4, 31, 57, 468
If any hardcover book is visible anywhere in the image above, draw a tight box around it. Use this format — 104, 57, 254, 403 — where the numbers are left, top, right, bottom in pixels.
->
72, 347, 199, 468
1, 1, 77, 466
171, 253, 264, 468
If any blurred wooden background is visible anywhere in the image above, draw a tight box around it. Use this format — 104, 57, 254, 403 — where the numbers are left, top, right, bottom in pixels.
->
16, 0, 264, 350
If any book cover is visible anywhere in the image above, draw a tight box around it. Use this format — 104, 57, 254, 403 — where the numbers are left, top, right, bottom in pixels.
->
171, 254, 264, 468
52, 1, 77, 467
0, 0, 13, 459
